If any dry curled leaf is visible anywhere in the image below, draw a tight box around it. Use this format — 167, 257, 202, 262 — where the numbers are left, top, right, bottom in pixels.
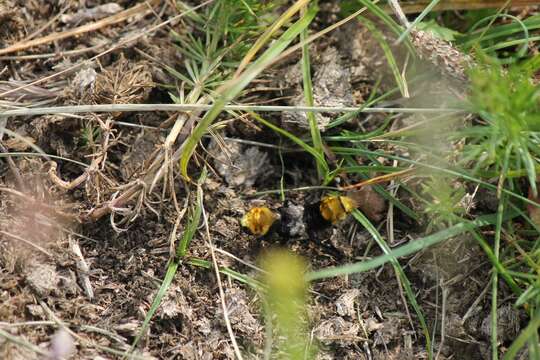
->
348, 186, 386, 222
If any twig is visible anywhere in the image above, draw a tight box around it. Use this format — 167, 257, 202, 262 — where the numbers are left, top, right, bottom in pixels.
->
0, 43, 107, 61
48, 157, 101, 191
0, 142, 25, 190
395, 266, 417, 343
39, 301, 151, 360
70, 238, 94, 300
0, 0, 214, 99
212, 246, 267, 274
435, 284, 449, 360
85, 182, 143, 221
386, 160, 399, 246
463, 282, 491, 322
168, 205, 188, 259
387, 0, 410, 28
0, 103, 464, 118
0, 0, 160, 56
0, 321, 55, 327
79, 325, 128, 345
339, 168, 416, 191
0, 328, 49, 356
201, 186, 245, 360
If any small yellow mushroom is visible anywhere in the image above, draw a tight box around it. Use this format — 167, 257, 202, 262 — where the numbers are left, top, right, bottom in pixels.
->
241, 207, 277, 236
319, 195, 356, 224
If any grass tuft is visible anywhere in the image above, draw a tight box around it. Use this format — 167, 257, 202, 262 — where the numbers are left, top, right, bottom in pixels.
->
460, 54, 540, 195
179, 2, 317, 179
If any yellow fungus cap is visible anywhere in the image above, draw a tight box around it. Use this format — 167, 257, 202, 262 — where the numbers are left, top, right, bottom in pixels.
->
319, 195, 356, 224
241, 207, 277, 236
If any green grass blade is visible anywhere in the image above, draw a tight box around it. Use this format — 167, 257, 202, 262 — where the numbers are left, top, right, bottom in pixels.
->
350, 209, 431, 356
338, 165, 407, 173
458, 15, 540, 47
491, 194, 506, 360
235, 0, 309, 75
187, 257, 265, 290
307, 209, 523, 357
470, 230, 522, 296
177, 202, 203, 258
306, 212, 517, 280
491, 146, 511, 359
460, 12, 531, 62
250, 112, 329, 174
355, 0, 402, 36
483, 35, 538, 55
330, 146, 540, 210
128, 171, 205, 352
128, 261, 179, 353
180, 5, 317, 179
520, 147, 537, 197
326, 115, 394, 141
359, 16, 408, 97
300, 3, 326, 180
371, 181, 419, 221
515, 286, 540, 307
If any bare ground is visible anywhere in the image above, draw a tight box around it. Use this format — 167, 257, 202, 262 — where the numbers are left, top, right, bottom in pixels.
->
0, 1, 529, 359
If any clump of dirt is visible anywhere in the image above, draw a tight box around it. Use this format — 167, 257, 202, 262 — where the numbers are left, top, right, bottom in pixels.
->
209, 140, 272, 189
0, 1, 25, 46
281, 46, 354, 131
120, 129, 162, 181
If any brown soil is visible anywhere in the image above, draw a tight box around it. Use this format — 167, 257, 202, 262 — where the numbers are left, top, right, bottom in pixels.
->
0, 1, 530, 359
